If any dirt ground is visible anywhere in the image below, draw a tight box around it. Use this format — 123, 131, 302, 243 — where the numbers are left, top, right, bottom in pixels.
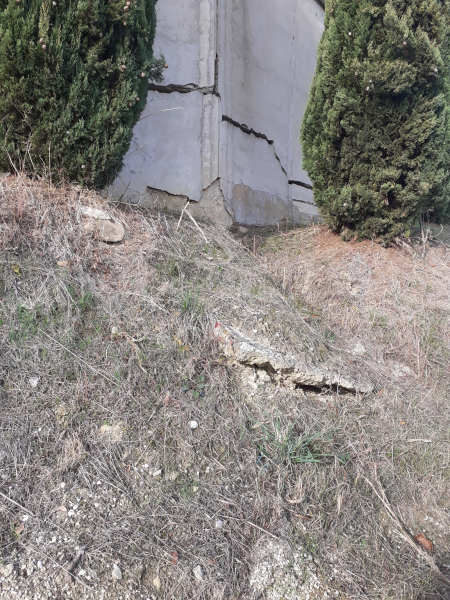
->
1, 176, 450, 599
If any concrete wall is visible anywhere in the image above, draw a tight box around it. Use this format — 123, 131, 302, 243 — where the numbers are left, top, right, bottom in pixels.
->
110, 0, 324, 226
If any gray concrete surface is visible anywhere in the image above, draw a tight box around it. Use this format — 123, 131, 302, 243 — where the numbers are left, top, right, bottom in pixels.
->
110, 0, 324, 226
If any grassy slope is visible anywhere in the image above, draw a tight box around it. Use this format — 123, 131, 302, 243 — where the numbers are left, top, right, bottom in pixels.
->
0, 176, 449, 600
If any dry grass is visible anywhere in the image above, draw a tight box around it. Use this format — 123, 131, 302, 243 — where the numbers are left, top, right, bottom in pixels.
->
0, 175, 450, 599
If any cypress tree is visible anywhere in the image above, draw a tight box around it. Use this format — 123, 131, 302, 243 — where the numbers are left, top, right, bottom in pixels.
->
0, 0, 164, 187
301, 0, 450, 243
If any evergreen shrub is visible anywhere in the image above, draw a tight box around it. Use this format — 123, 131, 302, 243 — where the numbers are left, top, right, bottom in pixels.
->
0, 0, 164, 187
301, 0, 450, 243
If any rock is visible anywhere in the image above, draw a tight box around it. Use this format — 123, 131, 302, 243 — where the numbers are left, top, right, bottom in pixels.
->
214, 323, 373, 394
79, 206, 111, 220
37, 561, 43, 569
152, 469, 162, 478
84, 219, 124, 243
193, 565, 204, 581
111, 564, 122, 580
189, 420, 199, 430
152, 575, 162, 590
56, 403, 70, 427
352, 342, 366, 356
29, 377, 39, 388
99, 423, 124, 442
0, 563, 14, 578
392, 363, 413, 379
215, 519, 224, 529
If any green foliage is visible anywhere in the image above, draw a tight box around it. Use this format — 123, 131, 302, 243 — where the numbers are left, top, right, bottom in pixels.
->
301, 0, 450, 243
0, 0, 164, 187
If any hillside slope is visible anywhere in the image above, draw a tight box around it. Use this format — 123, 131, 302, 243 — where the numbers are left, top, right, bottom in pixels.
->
0, 176, 449, 600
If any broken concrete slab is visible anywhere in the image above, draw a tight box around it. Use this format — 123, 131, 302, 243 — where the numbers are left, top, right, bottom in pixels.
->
214, 322, 373, 394
84, 220, 125, 243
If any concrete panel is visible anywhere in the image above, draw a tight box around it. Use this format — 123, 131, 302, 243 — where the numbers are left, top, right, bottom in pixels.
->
153, 0, 215, 87
218, 0, 324, 184
219, 120, 288, 200
112, 0, 324, 226
218, 0, 293, 172
111, 91, 203, 201
142, 180, 233, 227
289, 184, 316, 206
290, 0, 324, 184
201, 94, 220, 189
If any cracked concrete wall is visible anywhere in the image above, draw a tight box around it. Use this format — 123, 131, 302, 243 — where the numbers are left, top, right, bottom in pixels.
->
110, 0, 324, 226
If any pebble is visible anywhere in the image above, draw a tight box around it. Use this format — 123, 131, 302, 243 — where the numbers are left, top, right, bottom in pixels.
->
193, 565, 204, 581
0, 564, 13, 578
215, 519, 224, 529
111, 564, 122, 580
152, 575, 161, 590
189, 420, 199, 430
152, 469, 162, 478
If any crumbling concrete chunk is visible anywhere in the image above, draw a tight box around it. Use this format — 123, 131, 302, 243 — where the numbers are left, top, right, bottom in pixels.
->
84, 219, 124, 242
214, 322, 372, 394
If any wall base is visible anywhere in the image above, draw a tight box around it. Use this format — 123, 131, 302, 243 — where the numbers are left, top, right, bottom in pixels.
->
141, 179, 233, 228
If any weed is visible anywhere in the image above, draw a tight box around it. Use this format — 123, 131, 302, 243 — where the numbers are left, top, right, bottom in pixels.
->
256, 414, 333, 469
180, 288, 204, 316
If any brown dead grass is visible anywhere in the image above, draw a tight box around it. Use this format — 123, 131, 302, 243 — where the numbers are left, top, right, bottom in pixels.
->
1, 176, 450, 600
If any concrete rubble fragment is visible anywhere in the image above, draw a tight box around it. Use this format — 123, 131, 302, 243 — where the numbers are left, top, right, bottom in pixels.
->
99, 423, 125, 442
193, 565, 204, 582
79, 205, 111, 220
111, 564, 122, 580
214, 323, 373, 394
83, 219, 125, 243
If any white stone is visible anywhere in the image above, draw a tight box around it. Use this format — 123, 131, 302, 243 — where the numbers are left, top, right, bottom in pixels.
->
193, 565, 204, 581
111, 564, 122, 580
352, 342, 366, 356
152, 469, 162, 478
29, 377, 39, 388
152, 575, 161, 590
189, 420, 199, 430
215, 519, 224, 529
0, 564, 13, 578
99, 423, 124, 442
79, 206, 111, 220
